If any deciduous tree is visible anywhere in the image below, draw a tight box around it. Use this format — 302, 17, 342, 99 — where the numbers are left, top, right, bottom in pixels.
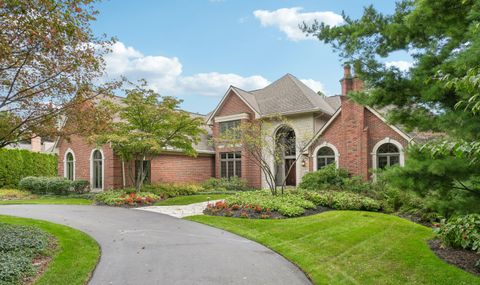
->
216, 116, 311, 195
0, 0, 115, 147
92, 82, 206, 192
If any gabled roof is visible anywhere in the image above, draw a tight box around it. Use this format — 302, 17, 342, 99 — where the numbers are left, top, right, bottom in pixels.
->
252, 74, 335, 116
305, 105, 414, 149
207, 73, 337, 123
206, 86, 261, 124
324, 95, 341, 110
231, 86, 260, 114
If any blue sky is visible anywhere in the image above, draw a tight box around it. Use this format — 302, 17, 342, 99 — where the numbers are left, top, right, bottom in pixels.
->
92, 0, 410, 114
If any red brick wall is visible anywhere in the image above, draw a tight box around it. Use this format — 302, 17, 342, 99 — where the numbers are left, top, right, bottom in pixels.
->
212, 90, 262, 188
339, 96, 369, 178
59, 136, 215, 188
148, 153, 215, 184
365, 109, 408, 169
309, 113, 345, 172
57, 135, 122, 189
309, 105, 409, 180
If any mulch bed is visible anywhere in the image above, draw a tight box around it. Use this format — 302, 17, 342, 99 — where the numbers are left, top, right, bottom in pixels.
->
428, 239, 479, 276
204, 205, 331, 219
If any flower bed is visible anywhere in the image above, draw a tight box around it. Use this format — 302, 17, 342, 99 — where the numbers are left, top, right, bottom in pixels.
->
94, 191, 160, 207
204, 190, 381, 218
0, 189, 34, 200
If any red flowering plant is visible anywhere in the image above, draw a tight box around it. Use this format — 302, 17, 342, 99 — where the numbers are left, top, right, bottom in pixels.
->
95, 191, 160, 207
240, 211, 249, 219
260, 213, 271, 219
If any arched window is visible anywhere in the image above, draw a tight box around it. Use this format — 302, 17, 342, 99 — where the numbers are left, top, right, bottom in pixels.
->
316, 146, 335, 169
92, 150, 103, 189
377, 143, 400, 169
66, 152, 74, 180
275, 125, 297, 186
64, 150, 75, 180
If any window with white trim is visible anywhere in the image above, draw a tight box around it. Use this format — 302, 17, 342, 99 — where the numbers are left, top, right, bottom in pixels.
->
92, 150, 103, 189
65, 152, 74, 180
220, 152, 241, 178
220, 120, 240, 135
377, 143, 400, 169
316, 146, 335, 169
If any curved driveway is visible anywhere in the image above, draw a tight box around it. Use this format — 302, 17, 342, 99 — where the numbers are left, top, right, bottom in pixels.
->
0, 205, 311, 285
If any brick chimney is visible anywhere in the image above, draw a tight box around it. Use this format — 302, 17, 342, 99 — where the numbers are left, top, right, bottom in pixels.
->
31, 136, 42, 152
340, 64, 364, 95
339, 64, 369, 180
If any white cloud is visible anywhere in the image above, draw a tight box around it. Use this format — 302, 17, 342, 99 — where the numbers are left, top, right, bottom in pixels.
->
103, 42, 270, 97
300, 79, 325, 93
103, 42, 327, 103
253, 7, 343, 41
178, 72, 270, 97
385, 60, 413, 72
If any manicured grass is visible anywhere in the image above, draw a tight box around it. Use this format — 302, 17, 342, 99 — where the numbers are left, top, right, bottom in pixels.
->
187, 211, 480, 285
154, 194, 229, 206
0, 197, 92, 205
0, 215, 100, 285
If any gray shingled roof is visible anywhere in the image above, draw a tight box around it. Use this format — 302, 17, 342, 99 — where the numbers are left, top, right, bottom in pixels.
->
232, 74, 336, 117
96, 94, 214, 153
324, 95, 341, 111
231, 86, 260, 114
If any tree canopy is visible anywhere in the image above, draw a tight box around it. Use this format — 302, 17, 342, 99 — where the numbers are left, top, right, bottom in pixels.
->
303, 0, 480, 216
92, 82, 206, 191
0, 0, 115, 147
303, 0, 480, 138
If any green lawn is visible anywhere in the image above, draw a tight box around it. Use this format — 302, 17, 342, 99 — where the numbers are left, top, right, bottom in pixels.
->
0, 197, 92, 205
187, 211, 480, 285
154, 194, 229, 206
0, 215, 100, 285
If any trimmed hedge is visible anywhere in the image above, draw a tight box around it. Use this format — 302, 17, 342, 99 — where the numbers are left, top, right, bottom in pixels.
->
18, 177, 90, 195
0, 148, 57, 188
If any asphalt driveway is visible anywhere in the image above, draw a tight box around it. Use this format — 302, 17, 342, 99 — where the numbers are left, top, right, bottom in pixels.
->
0, 205, 311, 285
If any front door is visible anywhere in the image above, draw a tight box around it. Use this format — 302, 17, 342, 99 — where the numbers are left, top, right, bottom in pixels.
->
285, 159, 296, 186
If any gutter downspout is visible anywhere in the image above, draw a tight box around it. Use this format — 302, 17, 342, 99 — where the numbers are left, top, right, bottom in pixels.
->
122, 159, 126, 188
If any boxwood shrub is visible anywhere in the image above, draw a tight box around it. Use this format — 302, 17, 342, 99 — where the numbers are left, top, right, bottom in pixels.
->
140, 183, 204, 198
201, 177, 250, 192
302, 191, 381, 212
18, 176, 90, 195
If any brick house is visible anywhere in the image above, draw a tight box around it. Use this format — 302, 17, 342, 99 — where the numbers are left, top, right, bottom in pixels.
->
206, 65, 413, 189
57, 66, 415, 190
56, 108, 215, 190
